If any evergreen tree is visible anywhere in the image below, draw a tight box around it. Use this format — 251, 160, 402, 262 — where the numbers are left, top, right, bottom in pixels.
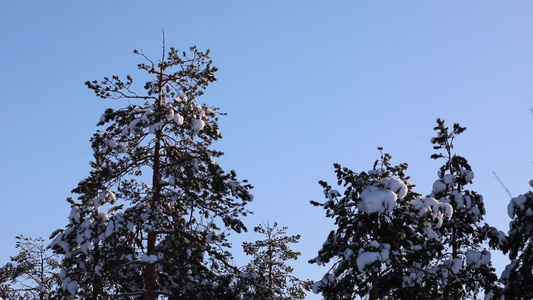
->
501, 181, 533, 299
0, 235, 61, 300
240, 222, 311, 300
310, 150, 452, 300
49, 43, 254, 299
425, 118, 505, 299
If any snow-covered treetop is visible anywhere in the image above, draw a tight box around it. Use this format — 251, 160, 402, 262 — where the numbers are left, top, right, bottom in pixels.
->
425, 118, 504, 299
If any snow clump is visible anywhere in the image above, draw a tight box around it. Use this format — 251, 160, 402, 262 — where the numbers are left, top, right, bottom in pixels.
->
174, 114, 184, 125
63, 277, 78, 296
356, 251, 381, 272
432, 180, 448, 195
192, 119, 205, 133
359, 186, 397, 214
410, 197, 453, 228
358, 178, 408, 214
466, 250, 491, 269
355, 242, 391, 272
451, 258, 463, 274
381, 178, 408, 199
141, 254, 158, 264
312, 273, 335, 294
69, 206, 81, 223
508, 194, 528, 218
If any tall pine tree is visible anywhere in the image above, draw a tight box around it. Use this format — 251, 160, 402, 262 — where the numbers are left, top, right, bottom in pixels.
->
424, 118, 505, 299
49, 42, 253, 299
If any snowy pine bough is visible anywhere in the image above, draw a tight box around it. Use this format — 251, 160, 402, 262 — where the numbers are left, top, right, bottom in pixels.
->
49, 45, 254, 299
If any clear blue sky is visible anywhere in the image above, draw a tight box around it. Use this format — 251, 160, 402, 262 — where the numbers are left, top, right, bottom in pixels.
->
1, 2, 533, 299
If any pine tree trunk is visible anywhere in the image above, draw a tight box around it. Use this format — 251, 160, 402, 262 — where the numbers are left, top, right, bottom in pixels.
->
144, 129, 162, 300
268, 227, 274, 291
92, 244, 101, 300
452, 226, 459, 300
145, 65, 164, 300
145, 232, 157, 300
40, 248, 45, 300
370, 270, 378, 300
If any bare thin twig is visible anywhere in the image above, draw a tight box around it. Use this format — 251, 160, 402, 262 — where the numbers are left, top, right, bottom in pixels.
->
493, 171, 513, 199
